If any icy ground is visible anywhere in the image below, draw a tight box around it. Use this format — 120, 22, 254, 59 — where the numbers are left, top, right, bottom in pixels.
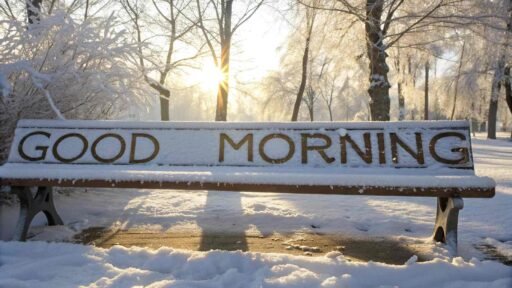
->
1, 133, 511, 287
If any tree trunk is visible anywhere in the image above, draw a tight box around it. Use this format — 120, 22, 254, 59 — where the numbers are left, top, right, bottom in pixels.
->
215, 0, 233, 121
506, 66, 512, 114
450, 41, 465, 120
505, 66, 512, 138
365, 0, 390, 121
487, 61, 504, 139
291, 10, 315, 122
424, 61, 429, 120
291, 37, 310, 121
160, 97, 170, 121
488, 0, 512, 138
84, 0, 90, 20
487, 94, 499, 139
214, 38, 230, 121
398, 82, 405, 120
146, 81, 171, 121
395, 46, 405, 120
306, 86, 315, 121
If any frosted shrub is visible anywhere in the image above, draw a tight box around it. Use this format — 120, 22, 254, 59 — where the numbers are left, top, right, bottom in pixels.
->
0, 11, 153, 162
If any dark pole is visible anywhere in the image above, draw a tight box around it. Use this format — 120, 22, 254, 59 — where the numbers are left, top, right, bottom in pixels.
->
424, 60, 429, 120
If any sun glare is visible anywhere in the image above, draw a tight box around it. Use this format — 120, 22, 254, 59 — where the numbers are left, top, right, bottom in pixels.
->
197, 63, 225, 92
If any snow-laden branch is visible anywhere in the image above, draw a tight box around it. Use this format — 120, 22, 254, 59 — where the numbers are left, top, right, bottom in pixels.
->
0, 61, 64, 119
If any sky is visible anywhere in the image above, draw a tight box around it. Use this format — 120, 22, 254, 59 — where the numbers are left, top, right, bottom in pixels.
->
232, 4, 291, 81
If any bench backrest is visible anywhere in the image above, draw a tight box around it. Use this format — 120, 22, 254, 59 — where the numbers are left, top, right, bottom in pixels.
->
8, 120, 474, 171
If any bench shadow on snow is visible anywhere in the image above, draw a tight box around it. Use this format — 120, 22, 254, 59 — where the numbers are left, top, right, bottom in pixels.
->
42, 186, 512, 265
197, 191, 249, 252
194, 191, 434, 263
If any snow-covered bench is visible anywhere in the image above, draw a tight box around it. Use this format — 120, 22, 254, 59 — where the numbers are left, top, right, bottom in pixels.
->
0, 120, 495, 251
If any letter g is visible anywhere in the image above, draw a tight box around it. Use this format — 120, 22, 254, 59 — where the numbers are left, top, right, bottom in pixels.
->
18, 131, 51, 161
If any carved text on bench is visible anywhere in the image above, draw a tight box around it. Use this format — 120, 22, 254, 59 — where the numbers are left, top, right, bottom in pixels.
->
13, 128, 470, 168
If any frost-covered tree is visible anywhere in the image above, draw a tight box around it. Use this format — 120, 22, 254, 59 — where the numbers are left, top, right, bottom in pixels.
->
486, 0, 512, 138
260, 6, 367, 122
299, 0, 461, 121
121, 0, 201, 121
420, 0, 512, 137
290, 0, 317, 121
195, 0, 265, 121
0, 4, 152, 162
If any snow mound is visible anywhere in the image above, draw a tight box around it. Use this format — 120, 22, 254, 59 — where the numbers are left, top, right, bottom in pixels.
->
0, 241, 510, 288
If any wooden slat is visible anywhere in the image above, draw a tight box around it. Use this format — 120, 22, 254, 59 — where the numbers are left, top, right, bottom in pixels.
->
8, 120, 475, 169
0, 178, 495, 198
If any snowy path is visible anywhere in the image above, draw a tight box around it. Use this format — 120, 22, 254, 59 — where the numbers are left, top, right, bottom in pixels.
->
0, 134, 511, 287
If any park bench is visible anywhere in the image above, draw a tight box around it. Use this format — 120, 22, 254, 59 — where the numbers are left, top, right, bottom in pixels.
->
0, 119, 495, 252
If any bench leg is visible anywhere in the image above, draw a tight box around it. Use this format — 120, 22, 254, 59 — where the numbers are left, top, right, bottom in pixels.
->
432, 196, 464, 252
11, 186, 63, 241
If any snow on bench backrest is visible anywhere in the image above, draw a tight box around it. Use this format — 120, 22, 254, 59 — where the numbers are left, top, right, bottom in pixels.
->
8, 120, 474, 171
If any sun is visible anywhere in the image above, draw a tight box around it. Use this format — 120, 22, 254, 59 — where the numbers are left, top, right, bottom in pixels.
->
196, 63, 225, 92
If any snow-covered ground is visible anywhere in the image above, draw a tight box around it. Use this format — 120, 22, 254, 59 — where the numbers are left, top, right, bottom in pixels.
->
0, 133, 511, 287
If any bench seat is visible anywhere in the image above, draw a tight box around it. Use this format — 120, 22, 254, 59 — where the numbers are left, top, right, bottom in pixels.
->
0, 164, 495, 197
